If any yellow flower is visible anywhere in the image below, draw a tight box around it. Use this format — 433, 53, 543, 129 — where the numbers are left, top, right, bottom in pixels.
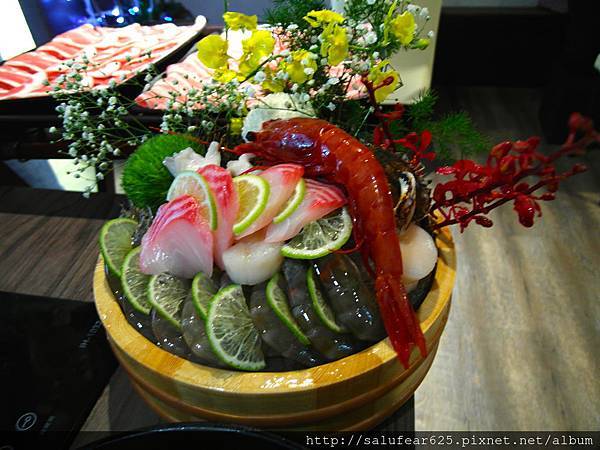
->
304, 9, 345, 27
389, 11, 416, 46
262, 67, 285, 92
223, 12, 257, 31
230, 117, 243, 134
196, 35, 228, 70
368, 61, 400, 103
214, 69, 238, 83
284, 50, 317, 84
320, 23, 348, 66
238, 30, 275, 76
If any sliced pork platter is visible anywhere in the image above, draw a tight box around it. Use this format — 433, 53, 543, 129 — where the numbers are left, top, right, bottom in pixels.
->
0, 18, 206, 102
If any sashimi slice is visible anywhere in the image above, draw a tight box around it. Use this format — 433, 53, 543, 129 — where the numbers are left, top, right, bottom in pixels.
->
197, 165, 239, 270
222, 229, 283, 285
237, 164, 304, 239
140, 195, 213, 278
265, 179, 346, 243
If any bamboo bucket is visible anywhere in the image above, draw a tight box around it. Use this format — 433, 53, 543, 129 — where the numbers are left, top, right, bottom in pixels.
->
93, 227, 455, 431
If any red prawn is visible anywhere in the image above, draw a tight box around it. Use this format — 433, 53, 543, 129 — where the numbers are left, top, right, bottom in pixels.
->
235, 118, 426, 368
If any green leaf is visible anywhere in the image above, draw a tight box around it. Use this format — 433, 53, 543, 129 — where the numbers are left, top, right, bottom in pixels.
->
121, 134, 205, 211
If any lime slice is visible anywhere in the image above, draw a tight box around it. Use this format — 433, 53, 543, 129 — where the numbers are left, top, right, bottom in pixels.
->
266, 273, 310, 345
232, 174, 270, 235
306, 267, 347, 333
99, 218, 138, 277
282, 207, 353, 259
191, 272, 218, 320
121, 247, 152, 314
273, 178, 306, 224
167, 171, 217, 230
147, 273, 191, 330
206, 285, 265, 371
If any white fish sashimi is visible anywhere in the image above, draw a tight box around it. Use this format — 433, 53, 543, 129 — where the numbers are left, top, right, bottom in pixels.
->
265, 179, 346, 243
236, 164, 304, 239
222, 230, 283, 285
140, 195, 213, 278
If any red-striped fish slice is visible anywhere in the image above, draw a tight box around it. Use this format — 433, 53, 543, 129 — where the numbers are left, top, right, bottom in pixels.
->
140, 195, 213, 279
265, 179, 346, 243
197, 165, 239, 270
237, 164, 305, 239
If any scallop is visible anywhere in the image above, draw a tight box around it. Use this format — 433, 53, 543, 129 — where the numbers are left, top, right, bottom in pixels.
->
398, 224, 437, 285
222, 231, 284, 285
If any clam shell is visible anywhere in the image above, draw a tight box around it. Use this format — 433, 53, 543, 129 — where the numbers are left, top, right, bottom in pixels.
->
396, 171, 417, 232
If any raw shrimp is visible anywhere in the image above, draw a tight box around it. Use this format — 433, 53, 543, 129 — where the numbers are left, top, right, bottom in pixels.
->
282, 259, 356, 361
235, 118, 426, 367
181, 299, 226, 367
151, 309, 190, 358
312, 253, 385, 342
249, 283, 325, 367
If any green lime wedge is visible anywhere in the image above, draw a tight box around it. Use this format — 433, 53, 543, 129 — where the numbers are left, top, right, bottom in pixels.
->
266, 273, 310, 345
191, 272, 218, 320
273, 178, 306, 224
306, 266, 347, 333
232, 174, 270, 235
99, 218, 138, 278
147, 273, 191, 330
121, 247, 152, 314
206, 285, 265, 371
281, 207, 353, 259
167, 171, 217, 230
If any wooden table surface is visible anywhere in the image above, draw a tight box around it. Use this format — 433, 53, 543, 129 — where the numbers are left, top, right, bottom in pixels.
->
1, 87, 598, 436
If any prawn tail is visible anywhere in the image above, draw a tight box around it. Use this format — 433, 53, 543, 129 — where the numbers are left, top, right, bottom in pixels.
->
375, 273, 427, 368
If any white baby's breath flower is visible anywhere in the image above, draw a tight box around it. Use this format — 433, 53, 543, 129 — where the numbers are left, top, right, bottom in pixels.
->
365, 31, 378, 44
326, 102, 336, 111
367, 0, 376, 4
254, 71, 267, 82
49, 126, 57, 134
327, 77, 340, 85
428, 30, 435, 38
287, 24, 298, 31
304, 67, 315, 76
420, 7, 430, 18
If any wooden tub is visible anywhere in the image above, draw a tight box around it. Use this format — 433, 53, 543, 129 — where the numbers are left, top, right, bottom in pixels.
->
93, 227, 455, 431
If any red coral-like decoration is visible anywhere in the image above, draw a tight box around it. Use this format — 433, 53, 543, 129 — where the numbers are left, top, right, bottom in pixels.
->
430, 113, 598, 231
